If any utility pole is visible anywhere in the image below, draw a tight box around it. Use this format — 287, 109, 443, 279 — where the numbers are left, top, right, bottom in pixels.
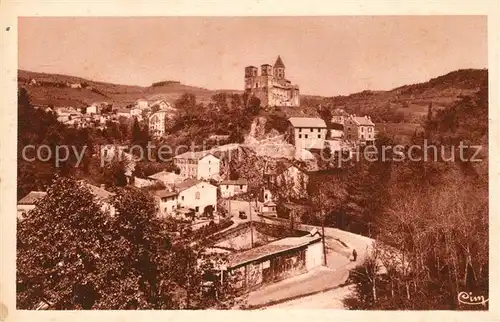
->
322, 210, 328, 266
249, 196, 254, 248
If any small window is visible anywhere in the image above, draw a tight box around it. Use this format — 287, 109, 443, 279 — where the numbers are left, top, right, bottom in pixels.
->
298, 134, 302, 138
317, 128, 320, 132
299, 128, 302, 132
305, 134, 308, 139
195, 206, 199, 212
317, 134, 321, 138
181, 196, 184, 201
310, 128, 313, 132
240, 185, 243, 189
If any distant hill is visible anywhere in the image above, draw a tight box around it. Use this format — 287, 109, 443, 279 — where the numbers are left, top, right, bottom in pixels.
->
300, 69, 488, 122
19, 68, 487, 119
18, 69, 241, 108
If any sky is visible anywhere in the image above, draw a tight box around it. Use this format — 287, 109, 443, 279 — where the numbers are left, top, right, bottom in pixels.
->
18, 16, 487, 96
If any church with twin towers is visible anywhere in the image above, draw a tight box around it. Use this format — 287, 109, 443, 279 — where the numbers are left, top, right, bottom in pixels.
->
244, 56, 300, 108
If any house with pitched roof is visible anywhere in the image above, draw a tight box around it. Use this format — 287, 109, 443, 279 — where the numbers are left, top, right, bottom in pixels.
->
220, 179, 248, 198
176, 179, 218, 215
154, 190, 179, 217
173, 151, 220, 180
344, 115, 375, 145
150, 99, 175, 111
17, 191, 47, 221
151, 178, 218, 218
84, 182, 116, 216
147, 170, 184, 189
287, 117, 328, 150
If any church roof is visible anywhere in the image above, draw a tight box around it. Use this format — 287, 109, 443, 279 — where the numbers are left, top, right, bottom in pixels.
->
274, 55, 285, 68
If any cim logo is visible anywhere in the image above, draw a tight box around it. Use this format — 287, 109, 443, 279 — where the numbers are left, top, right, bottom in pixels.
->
458, 291, 489, 306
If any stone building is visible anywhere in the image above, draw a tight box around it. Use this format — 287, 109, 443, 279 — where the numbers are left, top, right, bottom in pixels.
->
244, 56, 300, 108
344, 115, 375, 145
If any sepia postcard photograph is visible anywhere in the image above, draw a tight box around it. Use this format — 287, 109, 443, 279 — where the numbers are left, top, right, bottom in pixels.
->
0, 1, 499, 321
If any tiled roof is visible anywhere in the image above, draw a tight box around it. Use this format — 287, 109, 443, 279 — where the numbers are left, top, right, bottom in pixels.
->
175, 179, 202, 192
18, 191, 47, 205
154, 190, 178, 198
288, 117, 327, 128
274, 55, 285, 68
148, 171, 183, 184
85, 183, 115, 201
134, 177, 155, 186
220, 179, 248, 186
228, 244, 292, 268
352, 116, 375, 126
227, 235, 321, 268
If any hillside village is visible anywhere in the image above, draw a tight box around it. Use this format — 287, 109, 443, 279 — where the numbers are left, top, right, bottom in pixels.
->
16, 57, 489, 310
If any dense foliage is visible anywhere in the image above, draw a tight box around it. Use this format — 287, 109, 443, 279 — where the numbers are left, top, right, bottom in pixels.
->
17, 177, 236, 309
342, 79, 488, 310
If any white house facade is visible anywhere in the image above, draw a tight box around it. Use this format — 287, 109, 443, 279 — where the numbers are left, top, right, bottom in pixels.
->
288, 117, 328, 150
173, 152, 220, 180
177, 180, 218, 215
220, 179, 248, 198
149, 111, 167, 137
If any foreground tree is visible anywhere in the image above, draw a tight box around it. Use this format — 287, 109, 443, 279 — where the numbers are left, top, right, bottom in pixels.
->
344, 171, 488, 310
17, 176, 113, 309
95, 186, 177, 309
17, 177, 238, 309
